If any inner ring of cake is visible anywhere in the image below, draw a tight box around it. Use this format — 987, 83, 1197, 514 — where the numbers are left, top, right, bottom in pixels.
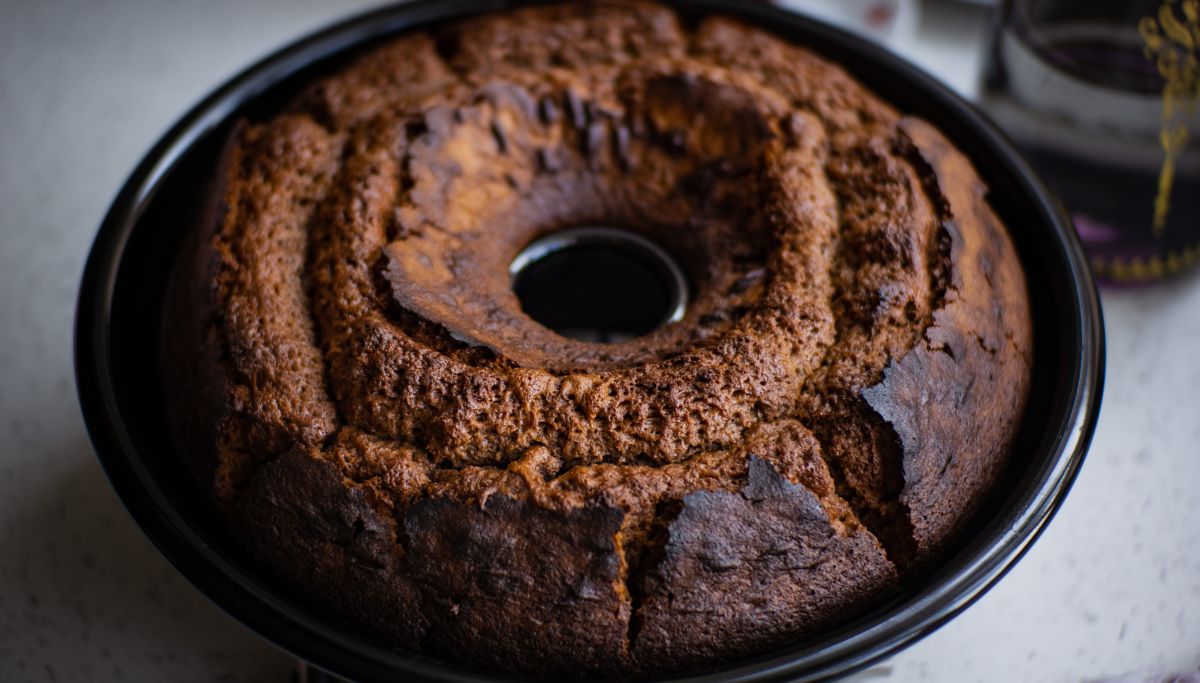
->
309, 68, 846, 468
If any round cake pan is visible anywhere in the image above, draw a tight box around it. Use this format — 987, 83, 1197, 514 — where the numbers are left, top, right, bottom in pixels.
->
75, 1, 1105, 681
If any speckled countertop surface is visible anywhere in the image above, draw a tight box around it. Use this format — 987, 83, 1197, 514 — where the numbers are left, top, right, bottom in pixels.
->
1, 1, 1197, 681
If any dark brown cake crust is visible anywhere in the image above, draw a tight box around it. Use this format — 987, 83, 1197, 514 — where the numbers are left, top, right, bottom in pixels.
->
163, 1, 1032, 675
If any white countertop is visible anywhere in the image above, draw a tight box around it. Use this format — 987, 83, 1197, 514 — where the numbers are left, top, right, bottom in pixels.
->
1, 1, 1197, 681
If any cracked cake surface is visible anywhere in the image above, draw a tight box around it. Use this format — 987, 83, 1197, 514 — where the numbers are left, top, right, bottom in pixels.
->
162, 0, 1033, 675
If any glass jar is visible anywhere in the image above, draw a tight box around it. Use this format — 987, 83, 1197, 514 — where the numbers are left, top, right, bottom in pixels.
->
982, 0, 1200, 284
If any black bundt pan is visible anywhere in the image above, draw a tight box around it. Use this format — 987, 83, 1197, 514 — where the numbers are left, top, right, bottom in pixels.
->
75, 1, 1105, 680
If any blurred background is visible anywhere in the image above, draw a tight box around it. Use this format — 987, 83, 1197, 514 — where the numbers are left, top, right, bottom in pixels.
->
0, 0, 1197, 681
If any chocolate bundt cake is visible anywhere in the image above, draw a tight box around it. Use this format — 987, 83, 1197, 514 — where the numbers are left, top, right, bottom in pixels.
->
163, 1, 1032, 675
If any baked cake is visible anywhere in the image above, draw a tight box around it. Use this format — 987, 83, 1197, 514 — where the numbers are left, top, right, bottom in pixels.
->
163, 1, 1033, 675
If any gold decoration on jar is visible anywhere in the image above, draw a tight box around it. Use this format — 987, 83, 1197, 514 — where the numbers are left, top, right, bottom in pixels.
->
1138, 0, 1200, 234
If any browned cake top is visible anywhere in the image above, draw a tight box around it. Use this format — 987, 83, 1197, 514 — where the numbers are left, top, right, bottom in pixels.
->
167, 0, 1032, 674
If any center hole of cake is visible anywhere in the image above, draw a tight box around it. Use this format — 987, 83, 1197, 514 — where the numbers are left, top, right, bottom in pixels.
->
510, 227, 688, 343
